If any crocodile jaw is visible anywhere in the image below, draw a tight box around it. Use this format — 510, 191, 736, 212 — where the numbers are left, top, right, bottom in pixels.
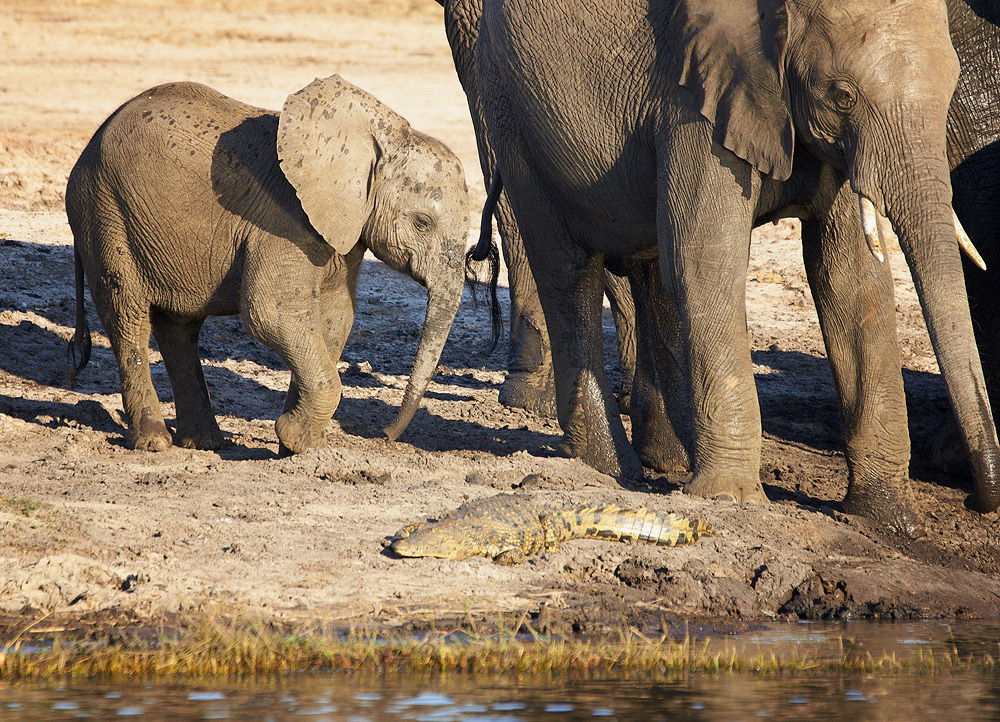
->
390, 528, 478, 560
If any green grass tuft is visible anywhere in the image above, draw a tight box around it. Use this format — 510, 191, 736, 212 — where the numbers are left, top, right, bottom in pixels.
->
0, 497, 43, 517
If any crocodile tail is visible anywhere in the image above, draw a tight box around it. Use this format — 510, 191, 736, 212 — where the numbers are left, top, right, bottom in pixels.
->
560, 506, 713, 546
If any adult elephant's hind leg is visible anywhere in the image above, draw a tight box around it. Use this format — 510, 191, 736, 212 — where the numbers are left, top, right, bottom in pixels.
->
514, 197, 641, 479
495, 197, 558, 418
151, 311, 222, 450
802, 186, 922, 537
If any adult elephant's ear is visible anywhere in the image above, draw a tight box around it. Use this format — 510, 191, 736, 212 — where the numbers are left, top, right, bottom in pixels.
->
277, 74, 378, 255
666, 0, 794, 181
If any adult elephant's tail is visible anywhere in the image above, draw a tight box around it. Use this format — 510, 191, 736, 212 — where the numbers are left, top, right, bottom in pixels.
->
465, 167, 503, 351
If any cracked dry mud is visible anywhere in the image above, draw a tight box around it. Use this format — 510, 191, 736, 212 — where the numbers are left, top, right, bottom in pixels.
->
1, 0, 998, 638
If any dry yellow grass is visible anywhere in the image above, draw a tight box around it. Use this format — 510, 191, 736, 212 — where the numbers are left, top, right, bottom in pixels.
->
0, 612, 996, 681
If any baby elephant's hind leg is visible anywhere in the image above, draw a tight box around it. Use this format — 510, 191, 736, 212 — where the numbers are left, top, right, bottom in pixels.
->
151, 311, 223, 450
95, 291, 171, 451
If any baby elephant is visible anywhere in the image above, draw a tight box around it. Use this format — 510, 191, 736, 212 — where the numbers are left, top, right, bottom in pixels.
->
66, 74, 471, 454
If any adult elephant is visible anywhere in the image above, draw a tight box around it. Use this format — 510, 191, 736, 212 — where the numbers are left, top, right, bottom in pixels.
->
474, 0, 1000, 529
438, 0, 636, 419
633, 0, 1000, 525
739, 0, 1000, 515
928, 0, 1000, 473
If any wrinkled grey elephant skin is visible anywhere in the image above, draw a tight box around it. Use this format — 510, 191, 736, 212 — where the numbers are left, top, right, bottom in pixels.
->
473, 0, 1000, 534
438, 0, 636, 420
926, 0, 1000, 500
762, 0, 1000, 517
66, 76, 471, 455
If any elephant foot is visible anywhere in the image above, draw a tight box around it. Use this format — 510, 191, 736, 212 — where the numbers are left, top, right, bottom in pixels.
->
557, 426, 642, 481
637, 441, 690, 474
684, 472, 768, 503
499, 370, 557, 419
175, 423, 223, 451
275, 412, 325, 454
632, 410, 691, 473
127, 415, 172, 452
842, 479, 925, 539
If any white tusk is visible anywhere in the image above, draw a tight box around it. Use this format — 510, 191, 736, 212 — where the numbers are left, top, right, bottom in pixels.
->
859, 196, 884, 263
953, 210, 987, 271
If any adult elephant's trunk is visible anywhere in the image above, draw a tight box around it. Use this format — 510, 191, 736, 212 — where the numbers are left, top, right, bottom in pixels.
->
383, 281, 462, 441
873, 153, 1000, 513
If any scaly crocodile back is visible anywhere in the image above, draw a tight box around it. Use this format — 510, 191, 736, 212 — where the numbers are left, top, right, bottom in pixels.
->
551, 506, 713, 547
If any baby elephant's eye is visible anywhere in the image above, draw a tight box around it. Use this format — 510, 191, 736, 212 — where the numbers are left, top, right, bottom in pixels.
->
412, 213, 435, 233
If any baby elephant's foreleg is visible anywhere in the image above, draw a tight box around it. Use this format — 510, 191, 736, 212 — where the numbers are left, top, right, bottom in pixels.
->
244, 255, 341, 454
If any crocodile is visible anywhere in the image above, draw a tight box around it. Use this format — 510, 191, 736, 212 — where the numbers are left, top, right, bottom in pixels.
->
389, 494, 713, 565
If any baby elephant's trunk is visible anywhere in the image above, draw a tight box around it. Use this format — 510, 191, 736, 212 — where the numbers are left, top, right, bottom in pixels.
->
384, 283, 463, 441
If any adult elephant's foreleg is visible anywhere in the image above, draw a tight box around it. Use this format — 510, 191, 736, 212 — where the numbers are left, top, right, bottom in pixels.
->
802, 188, 922, 537
658, 135, 766, 502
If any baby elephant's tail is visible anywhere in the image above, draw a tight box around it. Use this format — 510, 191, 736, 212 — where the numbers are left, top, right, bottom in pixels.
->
66, 244, 91, 388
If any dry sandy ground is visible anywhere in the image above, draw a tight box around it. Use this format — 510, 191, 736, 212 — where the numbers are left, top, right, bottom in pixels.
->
1, 0, 998, 638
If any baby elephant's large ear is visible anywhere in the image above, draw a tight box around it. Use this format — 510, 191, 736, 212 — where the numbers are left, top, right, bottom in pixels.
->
277, 74, 378, 255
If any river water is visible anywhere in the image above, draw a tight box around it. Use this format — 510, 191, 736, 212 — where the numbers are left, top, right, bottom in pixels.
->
2, 620, 999, 721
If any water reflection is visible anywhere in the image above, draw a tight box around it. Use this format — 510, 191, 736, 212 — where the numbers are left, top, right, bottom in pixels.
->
726, 618, 1000, 659
2, 676, 999, 721
1, 620, 999, 721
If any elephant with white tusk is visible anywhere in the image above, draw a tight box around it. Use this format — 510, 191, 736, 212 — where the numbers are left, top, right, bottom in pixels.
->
464, 0, 1000, 537
444, 0, 1000, 532
65, 75, 484, 454
858, 198, 984, 270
